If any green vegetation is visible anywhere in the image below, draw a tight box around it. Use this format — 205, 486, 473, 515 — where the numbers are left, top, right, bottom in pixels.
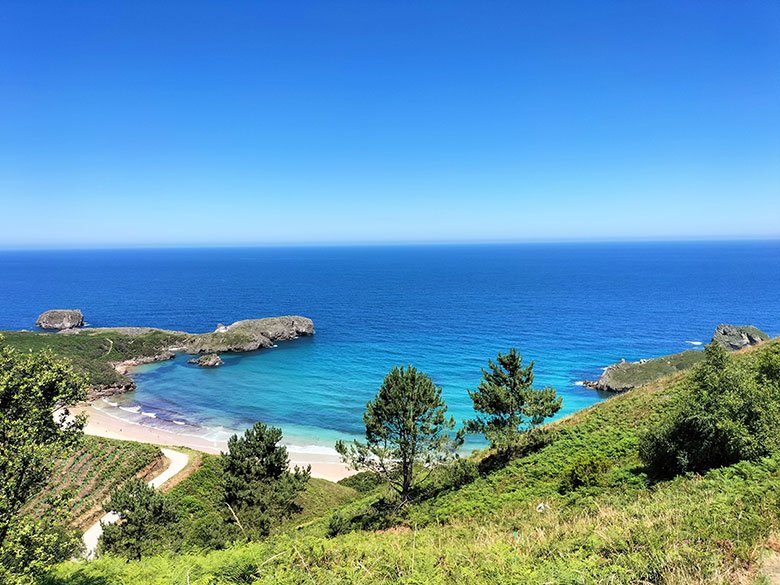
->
0, 317, 314, 392
336, 365, 462, 503
466, 347, 562, 449
100, 478, 174, 560
641, 342, 780, 478
24, 436, 162, 529
91, 447, 357, 556
0, 329, 186, 388
597, 349, 706, 391
45, 339, 780, 584
0, 337, 86, 584
222, 423, 311, 539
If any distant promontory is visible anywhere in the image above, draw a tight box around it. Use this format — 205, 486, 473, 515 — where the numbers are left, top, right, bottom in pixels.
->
585, 324, 769, 393
2, 315, 314, 399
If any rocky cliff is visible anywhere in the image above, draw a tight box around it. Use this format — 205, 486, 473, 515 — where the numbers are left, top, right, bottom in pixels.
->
183, 316, 315, 353
188, 353, 224, 367
712, 324, 769, 351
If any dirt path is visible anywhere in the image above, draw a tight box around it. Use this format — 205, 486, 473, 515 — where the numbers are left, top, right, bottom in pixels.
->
82, 448, 189, 559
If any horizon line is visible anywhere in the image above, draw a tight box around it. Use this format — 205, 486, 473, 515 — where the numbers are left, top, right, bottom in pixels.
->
1, 235, 779, 252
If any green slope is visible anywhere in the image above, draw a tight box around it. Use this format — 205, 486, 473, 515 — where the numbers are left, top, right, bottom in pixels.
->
24, 436, 162, 530
45, 341, 780, 585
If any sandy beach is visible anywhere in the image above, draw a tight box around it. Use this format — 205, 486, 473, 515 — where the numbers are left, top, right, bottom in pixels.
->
73, 404, 354, 482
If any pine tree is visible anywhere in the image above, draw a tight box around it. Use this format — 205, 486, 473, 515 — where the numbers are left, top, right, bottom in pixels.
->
100, 478, 174, 560
466, 348, 562, 449
336, 365, 462, 503
222, 422, 310, 539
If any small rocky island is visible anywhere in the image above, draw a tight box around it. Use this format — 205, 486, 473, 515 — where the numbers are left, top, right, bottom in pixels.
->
188, 353, 224, 368
1, 314, 314, 399
36, 309, 84, 330
585, 324, 769, 393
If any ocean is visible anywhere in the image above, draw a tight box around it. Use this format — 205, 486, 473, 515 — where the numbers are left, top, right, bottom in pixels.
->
2, 241, 779, 453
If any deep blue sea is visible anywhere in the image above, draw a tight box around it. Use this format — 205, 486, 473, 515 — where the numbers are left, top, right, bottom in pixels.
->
1, 242, 779, 453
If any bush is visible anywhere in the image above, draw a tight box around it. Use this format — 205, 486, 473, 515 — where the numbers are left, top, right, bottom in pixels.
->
337, 471, 384, 494
640, 342, 780, 479
327, 498, 403, 537
478, 428, 554, 474
558, 455, 610, 493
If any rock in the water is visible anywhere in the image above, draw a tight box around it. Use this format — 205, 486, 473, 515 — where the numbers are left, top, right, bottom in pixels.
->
36, 309, 84, 330
712, 324, 769, 351
188, 353, 224, 368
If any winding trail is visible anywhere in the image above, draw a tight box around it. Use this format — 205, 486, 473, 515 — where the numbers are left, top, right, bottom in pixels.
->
82, 447, 189, 559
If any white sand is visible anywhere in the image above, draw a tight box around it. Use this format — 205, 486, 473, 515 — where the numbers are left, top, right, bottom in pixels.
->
73, 404, 354, 482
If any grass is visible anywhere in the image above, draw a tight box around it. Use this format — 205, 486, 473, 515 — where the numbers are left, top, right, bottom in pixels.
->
0, 329, 186, 388
24, 436, 162, 530
598, 349, 706, 391
133, 453, 361, 554
44, 340, 780, 584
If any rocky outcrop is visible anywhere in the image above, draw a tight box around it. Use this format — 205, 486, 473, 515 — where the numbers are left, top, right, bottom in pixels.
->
36, 309, 84, 330
183, 316, 315, 353
712, 324, 769, 351
585, 324, 770, 393
188, 353, 224, 368
9, 315, 314, 401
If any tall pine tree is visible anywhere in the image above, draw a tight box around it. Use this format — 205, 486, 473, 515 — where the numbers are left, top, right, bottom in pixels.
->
222, 422, 310, 539
466, 348, 561, 449
336, 365, 462, 503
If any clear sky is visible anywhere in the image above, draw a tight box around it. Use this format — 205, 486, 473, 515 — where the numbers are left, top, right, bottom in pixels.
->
1, 1, 778, 248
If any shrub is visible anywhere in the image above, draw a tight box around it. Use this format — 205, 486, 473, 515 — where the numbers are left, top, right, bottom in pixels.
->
477, 428, 554, 474
558, 455, 611, 493
327, 498, 404, 537
640, 342, 780, 479
337, 471, 384, 494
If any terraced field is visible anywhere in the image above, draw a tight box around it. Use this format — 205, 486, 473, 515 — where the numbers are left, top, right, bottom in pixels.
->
25, 436, 163, 529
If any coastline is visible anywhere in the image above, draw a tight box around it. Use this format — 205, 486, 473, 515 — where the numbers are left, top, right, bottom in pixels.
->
73, 404, 354, 482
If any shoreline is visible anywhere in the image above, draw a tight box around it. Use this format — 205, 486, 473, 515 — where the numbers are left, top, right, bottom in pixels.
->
73, 404, 355, 482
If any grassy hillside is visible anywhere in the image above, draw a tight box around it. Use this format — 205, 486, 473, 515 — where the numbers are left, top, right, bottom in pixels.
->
0, 330, 185, 388
119, 453, 361, 554
45, 340, 780, 584
1, 316, 313, 391
595, 349, 706, 391
24, 436, 162, 530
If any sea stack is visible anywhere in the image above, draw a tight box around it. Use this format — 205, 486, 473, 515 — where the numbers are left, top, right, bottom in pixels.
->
188, 353, 224, 368
36, 309, 85, 330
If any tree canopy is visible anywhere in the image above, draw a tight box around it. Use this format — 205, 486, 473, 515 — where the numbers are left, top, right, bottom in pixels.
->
466, 348, 562, 449
336, 365, 462, 502
640, 342, 780, 478
0, 337, 86, 583
100, 478, 174, 561
222, 422, 311, 539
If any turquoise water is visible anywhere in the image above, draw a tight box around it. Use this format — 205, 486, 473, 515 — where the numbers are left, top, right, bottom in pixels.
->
2, 242, 779, 453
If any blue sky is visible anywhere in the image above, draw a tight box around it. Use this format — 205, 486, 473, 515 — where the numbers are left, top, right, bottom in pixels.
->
1, 1, 778, 247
